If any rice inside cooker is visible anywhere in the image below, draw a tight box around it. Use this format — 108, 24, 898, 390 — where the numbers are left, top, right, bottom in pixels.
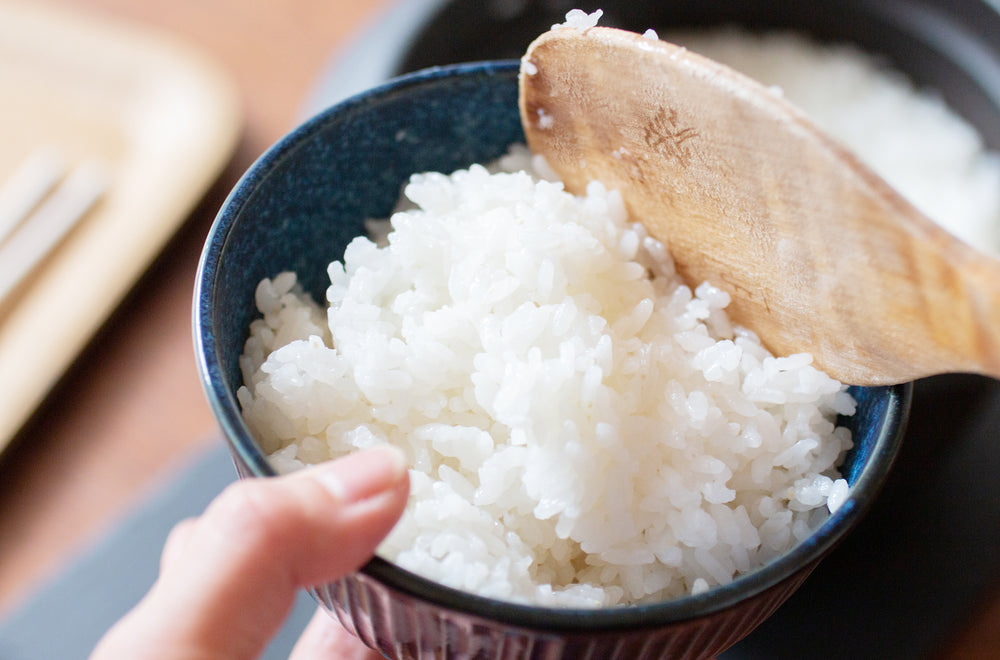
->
666, 28, 1000, 255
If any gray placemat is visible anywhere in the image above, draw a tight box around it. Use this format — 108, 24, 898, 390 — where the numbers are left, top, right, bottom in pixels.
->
0, 445, 315, 660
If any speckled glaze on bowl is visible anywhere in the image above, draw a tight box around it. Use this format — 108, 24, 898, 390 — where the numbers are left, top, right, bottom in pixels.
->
194, 61, 910, 660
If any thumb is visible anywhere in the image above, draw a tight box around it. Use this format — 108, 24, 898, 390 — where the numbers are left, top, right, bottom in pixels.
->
90, 445, 409, 660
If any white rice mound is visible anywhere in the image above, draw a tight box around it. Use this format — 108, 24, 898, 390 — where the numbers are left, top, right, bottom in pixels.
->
668, 28, 1000, 255
237, 147, 856, 607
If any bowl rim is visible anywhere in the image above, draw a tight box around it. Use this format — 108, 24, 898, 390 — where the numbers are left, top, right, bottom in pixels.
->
194, 60, 913, 632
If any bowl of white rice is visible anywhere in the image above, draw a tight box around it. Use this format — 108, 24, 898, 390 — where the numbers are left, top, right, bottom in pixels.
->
195, 60, 910, 659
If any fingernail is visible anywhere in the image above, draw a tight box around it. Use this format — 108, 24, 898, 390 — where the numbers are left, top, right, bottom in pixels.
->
315, 445, 407, 503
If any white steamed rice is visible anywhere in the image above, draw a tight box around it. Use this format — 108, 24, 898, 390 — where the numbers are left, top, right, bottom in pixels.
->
237, 146, 855, 607
236, 26, 1000, 607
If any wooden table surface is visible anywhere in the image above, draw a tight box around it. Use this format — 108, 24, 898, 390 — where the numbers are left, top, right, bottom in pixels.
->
0, 1, 998, 657
0, 0, 392, 620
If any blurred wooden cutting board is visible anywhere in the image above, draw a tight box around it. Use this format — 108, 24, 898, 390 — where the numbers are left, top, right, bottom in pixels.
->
0, 1, 240, 452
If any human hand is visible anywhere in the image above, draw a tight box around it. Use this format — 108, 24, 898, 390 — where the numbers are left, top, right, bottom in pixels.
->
90, 445, 409, 659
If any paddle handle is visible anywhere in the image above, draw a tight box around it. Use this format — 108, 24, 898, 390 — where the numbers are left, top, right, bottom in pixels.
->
916, 244, 1000, 381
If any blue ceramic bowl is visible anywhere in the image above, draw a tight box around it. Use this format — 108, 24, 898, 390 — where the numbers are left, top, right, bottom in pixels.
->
194, 61, 911, 660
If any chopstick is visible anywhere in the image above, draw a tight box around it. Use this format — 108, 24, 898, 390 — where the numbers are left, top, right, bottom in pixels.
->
0, 152, 108, 304
0, 147, 65, 242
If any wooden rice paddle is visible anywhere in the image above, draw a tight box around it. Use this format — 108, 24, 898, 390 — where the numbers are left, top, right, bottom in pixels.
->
519, 26, 1000, 385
